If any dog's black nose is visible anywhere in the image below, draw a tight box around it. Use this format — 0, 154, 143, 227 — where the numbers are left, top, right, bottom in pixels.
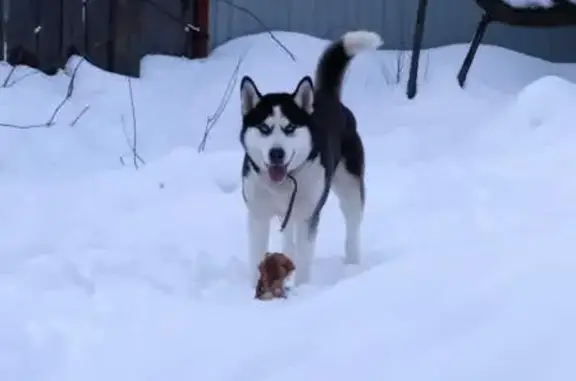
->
268, 147, 285, 165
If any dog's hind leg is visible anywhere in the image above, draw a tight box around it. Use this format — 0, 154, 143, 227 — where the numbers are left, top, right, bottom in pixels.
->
248, 211, 270, 286
332, 163, 364, 265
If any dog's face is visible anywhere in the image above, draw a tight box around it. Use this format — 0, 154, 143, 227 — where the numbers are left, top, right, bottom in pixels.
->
255, 252, 295, 300
239, 76, 314, 183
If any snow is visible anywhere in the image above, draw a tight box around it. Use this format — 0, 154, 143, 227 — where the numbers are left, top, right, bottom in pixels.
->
503, 0, 576, 8
1, 31, 576, 380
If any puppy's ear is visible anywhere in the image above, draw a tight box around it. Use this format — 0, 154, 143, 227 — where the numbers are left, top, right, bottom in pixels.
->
292, 76, 314, 114
280, 255, 295, 275
240, 76, 262, 116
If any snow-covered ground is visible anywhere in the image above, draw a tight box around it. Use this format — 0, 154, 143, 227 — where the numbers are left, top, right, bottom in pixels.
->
1, 31, 576, 380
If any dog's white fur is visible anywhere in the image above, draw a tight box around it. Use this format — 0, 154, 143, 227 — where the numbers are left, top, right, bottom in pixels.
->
342, 31, 383, 56
244, 159, 364, 286
242, 106, 313, 174
242, 31, 381, 287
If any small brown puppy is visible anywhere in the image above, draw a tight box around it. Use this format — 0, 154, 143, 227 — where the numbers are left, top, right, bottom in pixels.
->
255, 252, 295, 300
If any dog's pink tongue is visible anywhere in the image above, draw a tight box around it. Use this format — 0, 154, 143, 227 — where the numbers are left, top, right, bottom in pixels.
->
268, 165, 286, 182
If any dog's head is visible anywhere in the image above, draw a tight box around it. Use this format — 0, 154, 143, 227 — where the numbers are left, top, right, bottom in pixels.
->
239, 76, 314, 184
255, 252, 295, 300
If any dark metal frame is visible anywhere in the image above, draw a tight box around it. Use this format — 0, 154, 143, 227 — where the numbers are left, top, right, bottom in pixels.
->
407, 0, 428, 99
406, 0, 576, 99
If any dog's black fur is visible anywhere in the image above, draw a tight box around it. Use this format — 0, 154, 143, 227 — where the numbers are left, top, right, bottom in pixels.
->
240, 38, 366, 233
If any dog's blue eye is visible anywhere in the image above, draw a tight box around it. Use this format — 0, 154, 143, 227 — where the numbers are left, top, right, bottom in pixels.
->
257, 124, 272, 135
283, 124, 297, 134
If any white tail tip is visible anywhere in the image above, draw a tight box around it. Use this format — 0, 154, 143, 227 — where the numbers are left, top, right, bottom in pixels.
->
342, 30, 383, 56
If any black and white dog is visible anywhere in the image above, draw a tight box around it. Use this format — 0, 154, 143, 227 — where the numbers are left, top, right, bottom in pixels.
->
239, 30, 382, 287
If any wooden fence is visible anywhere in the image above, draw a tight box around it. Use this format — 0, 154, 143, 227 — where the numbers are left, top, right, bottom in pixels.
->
0, 0, 209, 77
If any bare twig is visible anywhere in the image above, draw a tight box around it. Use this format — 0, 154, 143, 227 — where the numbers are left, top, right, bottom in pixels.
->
4, 71, 41, 88
139, 0, 203, 33
396, 51, 406, 84
69, 105, 90, 127
376, 3, 411, 86
138, 0, 295, 65
216, 0, 296, 61
138, 0, 295, 64
0, 122, 51, 129
197, 48, 249, 153
45, 58, 86, 125
2, 65, 19, 87
0, 0, 212, 163
0, 58, 86, 129
128, 78, 142, 169
120, 79, 146, 169
120, 115, 145, 167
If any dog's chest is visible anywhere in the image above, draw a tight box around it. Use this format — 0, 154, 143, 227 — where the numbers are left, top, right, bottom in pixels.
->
244, 160, 326, 219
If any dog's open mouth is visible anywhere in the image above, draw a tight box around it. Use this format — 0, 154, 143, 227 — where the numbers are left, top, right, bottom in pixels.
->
267, 164, 288, 183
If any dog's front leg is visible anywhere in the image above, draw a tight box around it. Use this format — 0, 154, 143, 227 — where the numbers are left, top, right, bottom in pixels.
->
247, 211, 270, 286
281, 220, 295, 260
293, 219, 317, 286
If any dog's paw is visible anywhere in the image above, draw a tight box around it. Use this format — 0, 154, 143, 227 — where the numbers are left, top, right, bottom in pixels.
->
272, 287, 287, 298
258, 291, 274, 301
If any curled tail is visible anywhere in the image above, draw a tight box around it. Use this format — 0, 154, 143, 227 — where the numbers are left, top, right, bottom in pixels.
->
314, 30, 383, 99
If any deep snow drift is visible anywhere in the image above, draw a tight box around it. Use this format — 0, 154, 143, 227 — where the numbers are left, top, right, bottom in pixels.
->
0, 32, 576, 380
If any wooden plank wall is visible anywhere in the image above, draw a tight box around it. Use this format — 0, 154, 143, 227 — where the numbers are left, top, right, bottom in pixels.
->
1, 0, 210, 77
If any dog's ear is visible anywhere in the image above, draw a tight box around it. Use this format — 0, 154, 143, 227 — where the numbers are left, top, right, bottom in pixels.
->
292, 76, 314, 114
240, 76, 262, 115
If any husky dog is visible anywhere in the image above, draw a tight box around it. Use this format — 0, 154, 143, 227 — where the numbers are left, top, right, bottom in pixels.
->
239, 30, 382, 287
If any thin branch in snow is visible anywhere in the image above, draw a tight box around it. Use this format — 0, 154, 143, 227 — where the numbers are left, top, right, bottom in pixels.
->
0, 121, 51, 129
69, 105, 90, 127
139, 0, 203, 33
3, 71, 40, 88
216, 0, 296, 61
197, 48, 249, 152
119, 80, 146, 169
2, 65, 18, 87
128, 77, 144, 169
45, 58, 86, 126
0, 58, 86, 129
